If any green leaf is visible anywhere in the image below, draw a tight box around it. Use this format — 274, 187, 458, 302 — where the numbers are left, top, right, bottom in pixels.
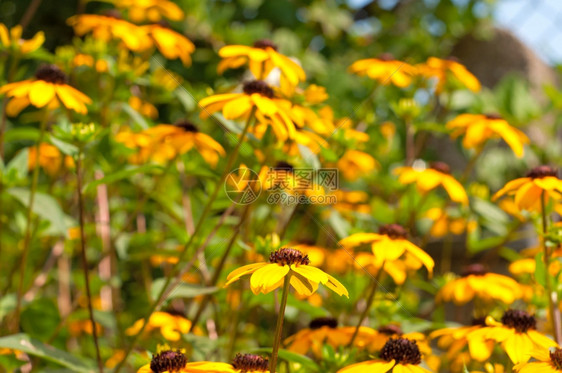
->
5, 148, 29, 181
82, 164, 163, 193
122, 102, 150, 129
49, 134, 79, 157
0, 334, 95, 372
3, 127, 40, 143
7, 187, 70, 237
151, 278, 218, 301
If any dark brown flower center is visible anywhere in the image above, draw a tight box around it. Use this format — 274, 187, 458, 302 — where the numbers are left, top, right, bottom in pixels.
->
378, 324, 403, 335
150, 350, 187, 373
273, 161, 294, 172
526, 165, 557, 179
380, 338, 422, 365
501, 309, 536, 333
175, 120, 199, 133
243, 80, 274, 98
231, 353, 269, 372
379, 224, 407, 239
35, 64, 67, 84
378, 53, 394, 61
309, 317, 338, 329
253, 39, 278, 51
471, 317, 487, 326
484, 113, 503, 120
269, 248, 310, 266
550, 348, 562, 370
430, 161, 450, 174
461, 264, 487, 277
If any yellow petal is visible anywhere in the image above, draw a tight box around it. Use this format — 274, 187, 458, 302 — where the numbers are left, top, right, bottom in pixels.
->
250, 264, 289, 294
224, 263, 267, 286
29, 81, 55, 108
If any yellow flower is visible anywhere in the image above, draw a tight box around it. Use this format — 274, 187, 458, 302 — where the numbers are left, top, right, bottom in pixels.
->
337, 338, 432, 373
0, 64, 92, 116
217, 40, 305, 90
28, 143, 74, 176
424, 207, 469, 238
492, 166, 562, 212
224, 247, 348, 297
126, 311, 193, 341
436, 264, 522, 305
349, 54, 416, 88
0, 23, 44, 54
136, 349, 239, 373
417, 57, 481, 93
303, 84, 329, 104
113, 0, 184, 23
200, 80, 296, 141
144, 24, 195, 66
446, 113, 529, 158
514, 346, 562, 373
281, 128, 328, 155
468, 310, 557, 364
337, 150, 379, 181
394, 162, 469, 206
284, 102, 336, 136
330, 190, 371, 215
284, 317, 370, 357
339, 224, 435, 277
508, 246, 562, 277
363, 324, 433, 356
68, 319, 102, 337
471, 363, 505, 373
128, 96, 158, 119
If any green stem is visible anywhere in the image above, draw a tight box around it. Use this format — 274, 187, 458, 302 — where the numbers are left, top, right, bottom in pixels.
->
113, 108, 256, 373
270, 274, 291, 373
347, 265, 384, 347
460, 146, 484, 182
76, 152, 104, 373
541, 191, 562, 344
13, 111, 48, 330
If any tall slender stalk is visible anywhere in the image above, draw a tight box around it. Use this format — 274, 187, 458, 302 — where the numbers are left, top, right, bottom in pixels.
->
13, 112, 48, 330
113, 109, 256, 373
347, 265, 384, 347
270, 274, 291, 373
76, 152, 104, 373
541, 191, 562, 344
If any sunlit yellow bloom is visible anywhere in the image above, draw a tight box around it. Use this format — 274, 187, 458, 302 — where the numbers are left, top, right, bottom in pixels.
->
0, 64, 92, 115
437, 264, 522, 305
424, 207, 470, 238
224, 247, 348, 297
0, 23, 44, 54
471, 363, 505, 373
283, 102, 335, 136
340, 224, 434, 276
126, 311, 193, 341
200, 80, 296, 141
337, 338, 432, 373
363, 324, 432, 357
417, 57, 481, 93
349, 54, 416, 88
291, 243, 353, 275
284, 317, 370, 356
498, 198, 526, 221
447, 113, 529, 158
136, 349, 240, 373
514, 346, 562, 373
395, 162, 469, 205
28, 143, 74, 176
128, 95, 158, 119
303, 84, 329, 104
144, 24, 195, 66
260, 162, 326, 199
468, 310, 557, 364
508, 246, 562, 277
492, 166, 562, 212
330, 190, 371, 215
113, 0, 184, 22
337, 150, 379, 181
281, 128, 328, 155
217, 40, 305, 90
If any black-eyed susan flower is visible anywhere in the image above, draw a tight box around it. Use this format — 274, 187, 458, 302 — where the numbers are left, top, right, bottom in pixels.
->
364, 324, 433, 356
337, 338, 432, 373
337, 150, 379, 181
28, 143, 74, 177
0, 23, 44, 55
424, 207, 473, 238
394, 162, 469, 206
125, 311, 193, 342
417, 57, 481, 93
492, 166, 562, 212
0, 64, 92, 115
446, 113, 529, 158
284, 317, 371, 356
217, 40, 305, 90
224, 247, 348, 297
330, 190, 371, 215
113, 0, 184, 23
200, 80, 296, 141
339, 224, 434, 277
143, 24, 195, 66
514, 346, 562, 373
436, 264, 523, 305
468, 310, 557, 364
290, 243, 353, 275
137, 349, 236, 373
349, 53, 416, 88
129, 95, 158, 119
